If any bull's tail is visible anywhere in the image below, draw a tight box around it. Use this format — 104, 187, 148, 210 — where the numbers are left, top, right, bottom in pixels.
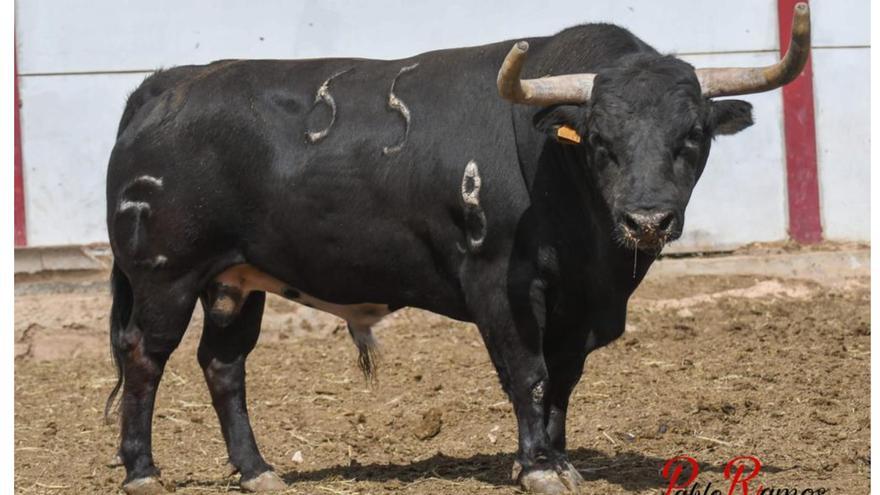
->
104, 262, 133, 423
347, 323, 380, 384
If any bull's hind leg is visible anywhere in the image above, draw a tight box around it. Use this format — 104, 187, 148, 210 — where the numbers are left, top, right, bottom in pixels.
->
197, 291, 286, 492
116, 279, 198, 494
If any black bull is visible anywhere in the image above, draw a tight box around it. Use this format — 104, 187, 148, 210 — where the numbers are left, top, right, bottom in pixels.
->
105, 11, 811, 495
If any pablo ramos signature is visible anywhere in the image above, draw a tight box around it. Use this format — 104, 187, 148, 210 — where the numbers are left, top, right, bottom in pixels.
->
662, 455, 830, 495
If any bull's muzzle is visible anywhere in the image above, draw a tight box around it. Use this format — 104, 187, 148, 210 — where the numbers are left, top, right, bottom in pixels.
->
620, 208, 678, 248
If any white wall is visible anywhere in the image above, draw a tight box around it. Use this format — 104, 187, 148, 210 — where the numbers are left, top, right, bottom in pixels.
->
810, 0, 870, 241
15, 0, 869, 247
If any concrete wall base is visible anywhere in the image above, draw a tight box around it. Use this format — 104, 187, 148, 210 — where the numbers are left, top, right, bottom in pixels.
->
14, 245, 111, 274
652, 249, 869, 285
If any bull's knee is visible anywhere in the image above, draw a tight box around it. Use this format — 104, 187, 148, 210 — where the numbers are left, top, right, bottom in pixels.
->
118, 329, 162, 375
198, 355, 245, 397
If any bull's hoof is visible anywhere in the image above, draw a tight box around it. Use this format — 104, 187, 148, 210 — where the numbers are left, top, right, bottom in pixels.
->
512, 460, 582, 494
520, 469, 575, 494
240, 471, 287, 492
122, 477, 167, 495
558, 461, 584, 490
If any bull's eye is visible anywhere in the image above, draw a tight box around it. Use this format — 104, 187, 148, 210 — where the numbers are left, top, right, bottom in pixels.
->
675, 140, 699, 160
676, 127, 704, 158
687, 127, 704, 143
590, 134, 617, 164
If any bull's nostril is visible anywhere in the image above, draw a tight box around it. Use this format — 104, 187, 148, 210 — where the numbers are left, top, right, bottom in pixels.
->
622, 213, 642, 233
621, 209, 675, 238
657, 212, 675, 232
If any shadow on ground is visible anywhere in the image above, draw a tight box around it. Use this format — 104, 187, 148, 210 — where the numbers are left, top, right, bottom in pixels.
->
274, 448, 786, 492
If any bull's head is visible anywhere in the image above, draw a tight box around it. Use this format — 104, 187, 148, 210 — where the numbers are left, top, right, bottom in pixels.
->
498, 3, 811, 252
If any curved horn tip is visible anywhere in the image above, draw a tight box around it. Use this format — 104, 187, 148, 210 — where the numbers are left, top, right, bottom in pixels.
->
794, 2, 809, 21
696, 1, 811, 98
791, 3, 811, 37
515, 41, 529, 52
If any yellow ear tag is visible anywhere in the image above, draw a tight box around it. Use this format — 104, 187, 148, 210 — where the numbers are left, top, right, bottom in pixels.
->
556, 125, 582, 145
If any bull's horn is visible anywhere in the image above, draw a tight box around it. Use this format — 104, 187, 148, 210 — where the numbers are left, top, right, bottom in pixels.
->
696, 2, 811, 98
497, 41, 596, 105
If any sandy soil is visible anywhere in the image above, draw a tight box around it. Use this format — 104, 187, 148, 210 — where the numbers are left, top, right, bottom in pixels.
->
14, 268, 870, 494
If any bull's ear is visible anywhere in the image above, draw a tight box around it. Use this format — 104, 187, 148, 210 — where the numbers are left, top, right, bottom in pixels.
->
533, 105, 588, 145
709, 99, 754, 135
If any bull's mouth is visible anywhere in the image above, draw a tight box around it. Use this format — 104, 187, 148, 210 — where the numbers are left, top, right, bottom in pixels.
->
614, 225, 681, 253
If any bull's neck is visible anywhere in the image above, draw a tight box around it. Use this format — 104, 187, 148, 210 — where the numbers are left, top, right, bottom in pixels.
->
510, 107, 655, 295
530, 139, 657, 295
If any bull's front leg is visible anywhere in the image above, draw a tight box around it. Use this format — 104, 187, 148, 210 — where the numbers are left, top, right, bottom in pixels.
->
543, 309, 626, 487
542, 328, 591, 486
464, 264, 579, 494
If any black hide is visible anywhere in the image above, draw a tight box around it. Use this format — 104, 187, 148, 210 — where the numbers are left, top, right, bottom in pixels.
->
105, 22, 754, 491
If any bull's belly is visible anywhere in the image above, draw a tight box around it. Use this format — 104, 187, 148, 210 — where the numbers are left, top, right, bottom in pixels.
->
209, 263, 390, 328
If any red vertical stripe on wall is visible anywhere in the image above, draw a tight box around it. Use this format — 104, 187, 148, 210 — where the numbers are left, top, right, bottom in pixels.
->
14, 52, 27, 246
778, 0, 822, 243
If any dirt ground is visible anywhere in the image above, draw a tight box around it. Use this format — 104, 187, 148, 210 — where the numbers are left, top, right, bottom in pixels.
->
14, 262, 870, 494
